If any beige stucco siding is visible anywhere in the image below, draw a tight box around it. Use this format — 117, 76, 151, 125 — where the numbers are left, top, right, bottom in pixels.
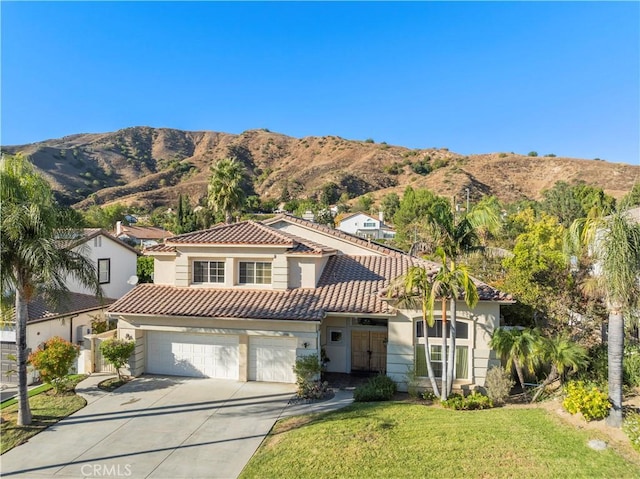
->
387, 301, 502, 392
153, 256, 176, 285
386, 313, 414, 391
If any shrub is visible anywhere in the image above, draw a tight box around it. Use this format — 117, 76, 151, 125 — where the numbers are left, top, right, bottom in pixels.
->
442, 392, 493, 410
498, 153, 508, 158
100, 338, 136, 380
422, 390, 438, 401
354, 375, 397, 402
528, 151, 538, 157
293, 355, 324, 399
624, 344, 640, 387
485, 366, 514, 405
384, 163, 403, 175
623, 411, 640, 453
29, 337, 79, 394
563, 381, 610, 421
410, 159, 431, 176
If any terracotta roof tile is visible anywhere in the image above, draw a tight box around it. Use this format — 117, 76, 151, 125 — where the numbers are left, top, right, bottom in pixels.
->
144, 244, 177, 254
167, 221, 296, 246
7, 293, 116, 323
108, 285, 324, 321
109, 216, 512, 322
117, 225, 173, 240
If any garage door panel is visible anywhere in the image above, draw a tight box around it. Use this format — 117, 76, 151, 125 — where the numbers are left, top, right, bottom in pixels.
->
249, 337, 297, 383
147, 332, 239, 379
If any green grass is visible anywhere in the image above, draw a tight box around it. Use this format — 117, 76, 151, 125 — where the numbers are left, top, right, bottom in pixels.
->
1, 375, 87, 454
240, 402, 640, 479
0, 374, 86, 409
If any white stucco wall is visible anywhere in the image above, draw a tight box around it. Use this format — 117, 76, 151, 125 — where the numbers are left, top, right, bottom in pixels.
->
66, 234, 138, 299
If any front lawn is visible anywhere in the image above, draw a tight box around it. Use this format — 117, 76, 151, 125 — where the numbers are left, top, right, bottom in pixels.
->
241, 402, 640, 478
1, 375, 87, 454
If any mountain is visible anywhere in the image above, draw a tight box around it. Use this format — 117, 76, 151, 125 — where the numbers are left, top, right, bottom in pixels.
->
2, 126, 638, 210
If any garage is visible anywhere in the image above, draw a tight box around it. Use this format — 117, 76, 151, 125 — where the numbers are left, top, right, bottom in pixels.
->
249, 336, 297, 383
146, 331, 239, 379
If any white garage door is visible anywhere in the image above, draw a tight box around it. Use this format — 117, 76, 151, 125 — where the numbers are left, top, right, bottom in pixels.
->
146, 332, 239, 380
249, 337, 297, 383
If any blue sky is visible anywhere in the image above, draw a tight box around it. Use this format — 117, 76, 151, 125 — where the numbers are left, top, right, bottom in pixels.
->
2, 1, 638, 165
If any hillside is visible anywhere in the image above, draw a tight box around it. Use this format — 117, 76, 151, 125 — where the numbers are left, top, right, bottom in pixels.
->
2, 127, 638, 210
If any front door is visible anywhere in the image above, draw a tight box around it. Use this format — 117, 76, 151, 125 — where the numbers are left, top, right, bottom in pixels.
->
351, 330, 387, 373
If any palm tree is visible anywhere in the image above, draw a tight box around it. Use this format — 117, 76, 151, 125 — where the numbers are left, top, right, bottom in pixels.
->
387, 265, 441, 397
428, 249, 479, 399
490, 327, 541, 398
207, 158, 247, 223
530, 334, 588, 403
567, 207, 640, 427
1, 154, 102, 426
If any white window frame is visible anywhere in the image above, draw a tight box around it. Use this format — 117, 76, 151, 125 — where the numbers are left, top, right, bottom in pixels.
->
98, 258, 110, 284
239, 261, 272, 285
193, 260, 225, 284
414, 318, 471, 380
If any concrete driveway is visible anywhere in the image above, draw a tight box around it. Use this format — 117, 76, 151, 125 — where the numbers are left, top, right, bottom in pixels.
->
1, 375, 297, 479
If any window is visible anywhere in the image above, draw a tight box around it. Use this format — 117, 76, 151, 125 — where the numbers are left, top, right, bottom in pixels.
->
239, 262, 271, 285
98, 259, 110, 284
416, 320, 468, 339
330, 330, 343, 343
193, 261, 225, 283
415, 345, 469, 379
93, 236, 102, 247
363, 221, 376, 228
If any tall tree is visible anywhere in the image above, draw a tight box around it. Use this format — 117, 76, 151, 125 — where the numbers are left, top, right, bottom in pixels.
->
428, 249, 479, 399
568, 207, 640, 427
207, 158, 247, 223
1, 154, 102, 425
387, 265, 440, 397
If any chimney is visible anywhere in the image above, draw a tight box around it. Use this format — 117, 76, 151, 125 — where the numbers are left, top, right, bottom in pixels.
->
379, 211, 384, 224
116, 221, 122, 236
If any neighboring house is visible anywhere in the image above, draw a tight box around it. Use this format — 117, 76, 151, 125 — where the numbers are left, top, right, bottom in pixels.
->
1, 294, 117, 383
337, 212, 396, 240
1, 229, 138, 384
108, 215, 512, 391
114, 221, 173, 248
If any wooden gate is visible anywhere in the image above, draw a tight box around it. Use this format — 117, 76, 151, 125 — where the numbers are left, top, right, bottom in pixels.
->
351, 330, 387, 373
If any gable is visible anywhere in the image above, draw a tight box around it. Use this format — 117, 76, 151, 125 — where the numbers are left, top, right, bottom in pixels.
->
265, 216, 399, 257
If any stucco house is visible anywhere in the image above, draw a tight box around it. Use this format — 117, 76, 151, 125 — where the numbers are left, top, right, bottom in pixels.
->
114, 221, 173, 248
337, 212, 396, 240
108, 215, 511, 391
0, 229, 138, 384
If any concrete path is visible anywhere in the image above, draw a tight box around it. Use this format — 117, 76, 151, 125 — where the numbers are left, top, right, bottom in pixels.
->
1, 374, 353, 479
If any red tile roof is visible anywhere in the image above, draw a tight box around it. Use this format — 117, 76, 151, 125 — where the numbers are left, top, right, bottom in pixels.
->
108, 284, 323, 321
7, 293, 117, 324
166, 221, 296, 246
108, 215, 512, 322
117, 225, 173, 240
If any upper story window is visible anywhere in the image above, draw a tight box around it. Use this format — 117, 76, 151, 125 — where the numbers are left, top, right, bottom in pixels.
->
363, 221, 377, 228
193, 261, 225, 284
416, 319, 468, 339
93, 236, 102, 247
98, 258, 110, 284
239, 261, 272, 285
